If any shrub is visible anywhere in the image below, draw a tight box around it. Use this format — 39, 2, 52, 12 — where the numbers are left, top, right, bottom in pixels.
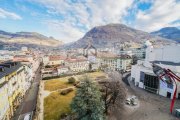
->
60, 113, 68, 119
42, 76, 60, 80
60, 88, 73, 95
45, 65, 52, 68
68, 77, 76, 84
73, 81, 80, 88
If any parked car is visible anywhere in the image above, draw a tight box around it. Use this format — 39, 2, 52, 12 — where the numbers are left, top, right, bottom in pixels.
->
125, 98, 131, 105
24, 112, 33, 120
125, 96, 138, 106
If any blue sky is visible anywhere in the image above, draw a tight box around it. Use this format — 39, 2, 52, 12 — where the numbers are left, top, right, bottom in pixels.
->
0, 0, 179, 43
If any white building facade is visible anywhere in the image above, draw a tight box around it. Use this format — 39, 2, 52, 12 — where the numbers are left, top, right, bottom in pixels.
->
57, 66, 69, 75
131, 44, 180, 99
116, 55, 132, 71
65, 59, 89, 72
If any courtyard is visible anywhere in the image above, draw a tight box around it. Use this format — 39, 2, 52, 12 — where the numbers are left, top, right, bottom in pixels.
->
41, 71, 107, 120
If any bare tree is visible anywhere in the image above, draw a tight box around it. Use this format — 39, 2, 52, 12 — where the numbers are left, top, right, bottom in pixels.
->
99, 72, 127, 114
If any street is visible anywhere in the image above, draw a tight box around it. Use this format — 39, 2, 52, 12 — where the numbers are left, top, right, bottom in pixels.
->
12, 66, 41, 120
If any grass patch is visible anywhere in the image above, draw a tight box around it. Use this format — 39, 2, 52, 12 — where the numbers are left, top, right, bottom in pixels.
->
44, 91, 75, 120
87, 71, 106, 79
44, 77, 73, 91
73, 71, 107, 81
43, 72, 107, 120
44, 72, 107, 91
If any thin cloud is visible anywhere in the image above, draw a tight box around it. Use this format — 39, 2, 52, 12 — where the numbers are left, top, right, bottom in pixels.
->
29, 0, 133, 42
43, 19, 84, 43
0, 8, 22, 20
13, 0, 180, 42
134, 0, 180, 32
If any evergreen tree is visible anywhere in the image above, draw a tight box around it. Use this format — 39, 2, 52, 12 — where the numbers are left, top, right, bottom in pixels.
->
71, 75, 105, 120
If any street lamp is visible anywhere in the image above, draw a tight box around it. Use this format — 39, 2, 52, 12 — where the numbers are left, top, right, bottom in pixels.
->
152, 64, 180, 113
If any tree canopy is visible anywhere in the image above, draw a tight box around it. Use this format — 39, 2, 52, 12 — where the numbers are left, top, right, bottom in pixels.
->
71, 75, 105, 120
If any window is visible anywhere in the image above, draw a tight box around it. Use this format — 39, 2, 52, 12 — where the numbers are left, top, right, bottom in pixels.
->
132, 77, 135, 82
140, 71, 145, 82
167, 92, 171, 98
144, 74, 159, 93
167, 84, 173, 89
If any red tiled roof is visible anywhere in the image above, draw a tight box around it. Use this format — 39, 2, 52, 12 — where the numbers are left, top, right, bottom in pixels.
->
66, 58, 88, 63
49, 55, 66, 61
97, 52, 118, 58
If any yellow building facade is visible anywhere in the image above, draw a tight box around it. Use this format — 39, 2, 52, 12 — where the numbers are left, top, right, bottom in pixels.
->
0, 62, 26, 119
0, 77, 10, 120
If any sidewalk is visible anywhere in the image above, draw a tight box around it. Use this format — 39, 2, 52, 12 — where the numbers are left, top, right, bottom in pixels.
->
37, 81, 50, 120
12, 67, 41, 120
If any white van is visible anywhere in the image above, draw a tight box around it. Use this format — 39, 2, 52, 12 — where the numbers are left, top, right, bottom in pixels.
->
24, 112, 32, 120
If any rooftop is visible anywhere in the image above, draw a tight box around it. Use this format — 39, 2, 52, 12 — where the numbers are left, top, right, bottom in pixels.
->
97, 51, 131, 59
66, 58, 88, 63
152, 61, 180, 66
0, 62, 22, 79
97, 51, 118, 58
49, 55, 66, 61
118, 54, 132, 59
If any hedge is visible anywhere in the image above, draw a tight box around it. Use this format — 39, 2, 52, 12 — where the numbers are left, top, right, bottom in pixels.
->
42, 71, 97, 80
60, 88, 73, 95
68, 77, 76, 84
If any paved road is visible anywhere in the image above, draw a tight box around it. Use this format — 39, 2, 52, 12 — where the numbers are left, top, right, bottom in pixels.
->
111, 72, 180, 120
12, 66, 41, 120
122, 72, 130, 86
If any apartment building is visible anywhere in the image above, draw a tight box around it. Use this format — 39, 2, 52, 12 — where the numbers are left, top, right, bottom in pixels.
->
0, 62, 26, 119
57, 66, 69, 75
96, 52, 118, 71
22, 62, 33, 91
42, 55, 49, 66
48, 55, 66, 66
13, 54, 40, 77
116, 55, 132, 71
65, 58, 89, 72
0, 75, 9, 120
96, 52, 132, 71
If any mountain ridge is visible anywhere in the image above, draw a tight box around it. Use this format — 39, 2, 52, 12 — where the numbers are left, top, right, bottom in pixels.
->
0, 30, 63, 47
65, 24, 172, 49
151, 27, 180, 42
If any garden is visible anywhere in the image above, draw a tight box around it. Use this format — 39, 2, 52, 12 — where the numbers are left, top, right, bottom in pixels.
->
43, 71, 107, 120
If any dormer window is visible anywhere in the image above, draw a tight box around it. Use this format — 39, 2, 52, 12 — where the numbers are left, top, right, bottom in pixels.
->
0, 66, 4, 72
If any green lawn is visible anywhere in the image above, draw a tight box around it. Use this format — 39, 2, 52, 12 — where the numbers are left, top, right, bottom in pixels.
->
44, 77, 73, 91
43, 72, 107, 120
44, 72, 107, 91
44, 90, 75, 120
